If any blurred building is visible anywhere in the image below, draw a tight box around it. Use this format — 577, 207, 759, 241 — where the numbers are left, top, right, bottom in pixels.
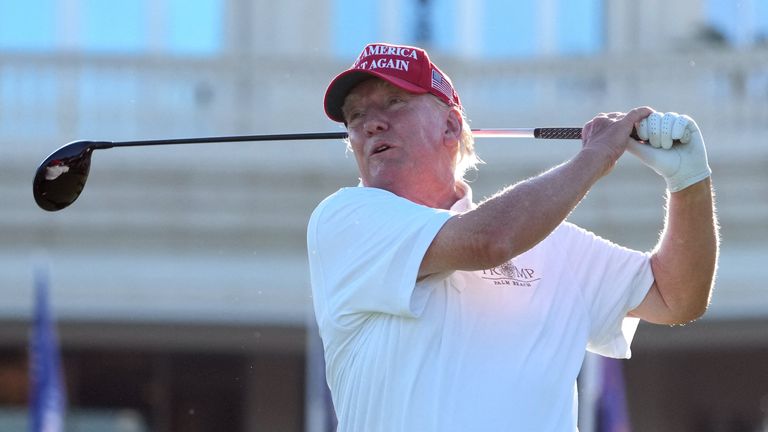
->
0, 0, 767, 431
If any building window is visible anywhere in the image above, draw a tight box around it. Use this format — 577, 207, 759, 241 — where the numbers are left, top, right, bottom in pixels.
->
706, 0, 768, 47
332, 0, 603, 58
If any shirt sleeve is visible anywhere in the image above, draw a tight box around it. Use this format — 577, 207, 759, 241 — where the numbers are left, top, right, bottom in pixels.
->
558, 223, 654, 359
307, 187, 454, 330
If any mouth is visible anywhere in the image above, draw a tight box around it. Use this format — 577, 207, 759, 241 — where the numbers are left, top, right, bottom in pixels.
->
371, 143, 392, 155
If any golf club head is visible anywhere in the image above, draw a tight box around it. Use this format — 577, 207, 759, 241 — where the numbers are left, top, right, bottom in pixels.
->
33, 140, 110, 211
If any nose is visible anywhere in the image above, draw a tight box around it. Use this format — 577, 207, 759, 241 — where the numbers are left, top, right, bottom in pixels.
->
363, 110, 388, 136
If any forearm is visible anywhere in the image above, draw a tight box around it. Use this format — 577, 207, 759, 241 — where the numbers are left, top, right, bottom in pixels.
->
651, 178, 719, 319
420, 108, 651, 277
471, 149, 610, 262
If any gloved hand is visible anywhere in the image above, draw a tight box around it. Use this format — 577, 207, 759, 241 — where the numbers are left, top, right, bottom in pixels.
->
627, 112, 711, 192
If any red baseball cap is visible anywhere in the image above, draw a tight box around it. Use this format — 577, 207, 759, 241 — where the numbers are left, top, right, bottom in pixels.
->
324, 42, 462, 123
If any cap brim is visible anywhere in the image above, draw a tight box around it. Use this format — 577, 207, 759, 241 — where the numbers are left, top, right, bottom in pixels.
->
323, 69, 428, 123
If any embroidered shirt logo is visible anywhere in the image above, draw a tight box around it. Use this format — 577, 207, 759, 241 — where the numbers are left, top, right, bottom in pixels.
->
480, 261, 541, 287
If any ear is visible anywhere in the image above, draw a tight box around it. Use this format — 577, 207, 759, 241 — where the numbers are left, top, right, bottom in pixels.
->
443, 108, 462, 146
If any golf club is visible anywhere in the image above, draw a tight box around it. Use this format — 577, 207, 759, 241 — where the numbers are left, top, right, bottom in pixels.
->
33, 127, 648, 212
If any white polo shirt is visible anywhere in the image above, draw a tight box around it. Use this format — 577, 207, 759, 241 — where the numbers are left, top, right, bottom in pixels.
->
307, 185, 653, 432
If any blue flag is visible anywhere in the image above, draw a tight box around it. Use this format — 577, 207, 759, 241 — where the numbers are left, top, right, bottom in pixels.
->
29, 266, 66, 432
305, 318, 337, 432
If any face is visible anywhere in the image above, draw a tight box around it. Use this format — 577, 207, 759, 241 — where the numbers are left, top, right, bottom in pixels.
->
342, 79, 461, 206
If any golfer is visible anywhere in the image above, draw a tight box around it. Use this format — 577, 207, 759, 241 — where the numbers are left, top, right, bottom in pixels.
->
307, 42, 718, 431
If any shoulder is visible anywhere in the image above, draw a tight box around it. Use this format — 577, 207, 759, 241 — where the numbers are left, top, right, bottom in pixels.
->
310, 186, 446, 225
310, 187, 401, 225
535, 222, 613, 260
556, 221, 591, 237
553, 221, 609, 246
551, 221, 645, 260
536, 221, 591, 249
313, 186, 409, 211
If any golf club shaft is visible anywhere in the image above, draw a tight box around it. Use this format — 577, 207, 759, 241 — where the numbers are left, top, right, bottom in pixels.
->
103, 128, 584, 148
32, 126, 654, 212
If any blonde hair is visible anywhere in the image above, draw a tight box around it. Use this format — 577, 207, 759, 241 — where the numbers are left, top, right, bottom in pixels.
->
427, 95, 481, 179
453, 105, 481, 179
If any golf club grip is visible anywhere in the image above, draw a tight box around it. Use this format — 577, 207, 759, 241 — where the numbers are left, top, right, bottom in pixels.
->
533, 127, 650, 142
533, 128, 582, 140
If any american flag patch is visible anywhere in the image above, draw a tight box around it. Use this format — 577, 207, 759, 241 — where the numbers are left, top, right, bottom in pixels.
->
431, 69, 453, 101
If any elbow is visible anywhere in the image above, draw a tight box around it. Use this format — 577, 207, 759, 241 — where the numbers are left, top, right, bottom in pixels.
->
690, 292, 712, 320
665, 285, 713, 324
685, 292, 712, 321
649, 255, 716, 325
670, 303, 708, 325
469, 232, 518, 270
463, 217, 544, 270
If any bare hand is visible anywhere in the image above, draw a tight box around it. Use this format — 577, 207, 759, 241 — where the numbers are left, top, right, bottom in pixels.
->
581, 106, 654, 176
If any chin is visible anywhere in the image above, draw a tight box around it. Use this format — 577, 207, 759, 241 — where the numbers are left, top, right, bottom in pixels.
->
363, 173, 397, 189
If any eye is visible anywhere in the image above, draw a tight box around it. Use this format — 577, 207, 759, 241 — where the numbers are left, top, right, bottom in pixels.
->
388, 95, 405, 106
346, 110, 364, 127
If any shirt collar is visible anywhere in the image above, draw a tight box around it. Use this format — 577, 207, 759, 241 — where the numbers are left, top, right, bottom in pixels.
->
450, 180, 475, 212
356, 179, 476, 211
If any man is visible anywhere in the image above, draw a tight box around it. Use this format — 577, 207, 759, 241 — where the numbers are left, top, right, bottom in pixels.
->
307, 42, 718, 431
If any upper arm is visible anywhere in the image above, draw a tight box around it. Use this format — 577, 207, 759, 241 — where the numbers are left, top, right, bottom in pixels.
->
418, 212, 510, 278
310, 188, 456, 320
627, 281, 676, 324
628, 254, 709, 325
628, 280, 703, 325
630, 180, 717, 325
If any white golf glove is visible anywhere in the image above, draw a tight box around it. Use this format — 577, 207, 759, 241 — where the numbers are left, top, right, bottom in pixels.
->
627, 112, 711, 192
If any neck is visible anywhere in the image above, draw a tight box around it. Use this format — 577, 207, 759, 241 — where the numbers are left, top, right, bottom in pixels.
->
403, 179, 463, 210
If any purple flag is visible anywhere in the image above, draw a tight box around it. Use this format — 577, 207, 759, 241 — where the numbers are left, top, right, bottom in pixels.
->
29, 267, 66, 432
596, 357, 631, 432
